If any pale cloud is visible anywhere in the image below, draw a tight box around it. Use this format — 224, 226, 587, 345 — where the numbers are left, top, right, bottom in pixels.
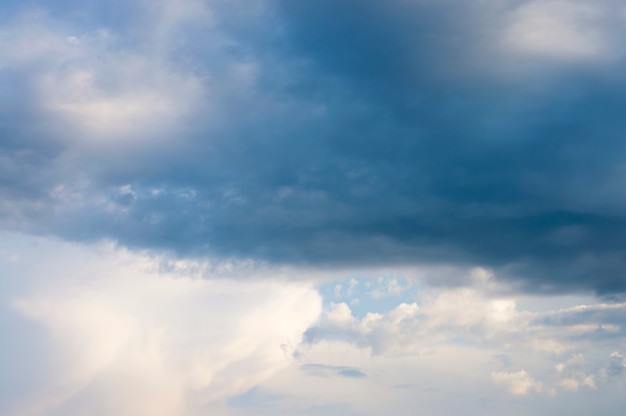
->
247, 337, 626, 415
308, 276, 626, 358
554, 354, 597, 391
3, 233, 626, 415
601, 352, 626, 378
491, 370, 547, 395
369, 277, 406, 299
38, 39, 205, 145
300, 275, 626, 406
502, 0, 612, 60
1, 233, 322, 416
0, 8, 209, 148
249, 342, 531, 415
140, 0, 214, 48
333, 284, 343, 298
347, 278, 358, 296
306, 283, 521, 354
325, 302, 355, 327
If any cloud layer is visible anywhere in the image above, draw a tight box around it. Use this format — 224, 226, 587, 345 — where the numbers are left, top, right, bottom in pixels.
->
3, 0, 626, 293
5, 2, 626, 414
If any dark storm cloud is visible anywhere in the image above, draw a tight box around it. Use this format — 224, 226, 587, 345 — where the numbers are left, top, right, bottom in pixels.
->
3, 0, 626, 294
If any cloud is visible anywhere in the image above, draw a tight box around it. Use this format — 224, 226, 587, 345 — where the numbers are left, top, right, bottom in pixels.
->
300, 274, 626, 401
0, 232, 322, 416
502, 0, 610, 60
4, 232, 626, 414
601, 352, 626, 378
491, 370, 547, 395
306, 281, 626, 356
300, 364, 367, 379
5, 2, 626, 413
3, 0, 626, 296
305, 280, 524, 355
554, 354, 597, 391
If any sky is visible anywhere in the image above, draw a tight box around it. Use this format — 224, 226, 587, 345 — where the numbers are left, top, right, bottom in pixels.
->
1, 0, 626, 414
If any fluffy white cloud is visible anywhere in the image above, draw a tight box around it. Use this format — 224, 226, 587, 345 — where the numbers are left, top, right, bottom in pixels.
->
299, 272, 626, 410
306, 281, 521, 354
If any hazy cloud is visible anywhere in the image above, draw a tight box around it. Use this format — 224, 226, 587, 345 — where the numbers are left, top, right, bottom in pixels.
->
300, 364, 367, 379
0, 233, 322, 416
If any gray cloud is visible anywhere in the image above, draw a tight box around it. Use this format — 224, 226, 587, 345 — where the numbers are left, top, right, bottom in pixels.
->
3, 0, 626, 294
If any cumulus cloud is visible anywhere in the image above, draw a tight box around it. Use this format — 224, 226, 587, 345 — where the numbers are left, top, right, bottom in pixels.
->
299, 273, 626, 403
305, 281, 523, 355
307, 281, 626, 354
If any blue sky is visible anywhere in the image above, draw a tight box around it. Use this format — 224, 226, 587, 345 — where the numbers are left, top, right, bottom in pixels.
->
2, 0, 626, 414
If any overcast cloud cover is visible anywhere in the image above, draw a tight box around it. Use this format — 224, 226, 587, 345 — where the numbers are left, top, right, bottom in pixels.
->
2, 0, 626, 414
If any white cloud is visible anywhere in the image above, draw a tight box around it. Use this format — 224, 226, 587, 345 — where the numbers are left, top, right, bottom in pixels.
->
308, 276, 626, 359
298, 273, 626, 408
326, 302, 355, 327
1, 233, 322, 416
369, 277, 406, 299
39, 41, 205, 145
3, 233, 626, 415
0, 8, 208, 148
554, 354, 597, 391
502, 0, 611, 60
306, 284, 522, 354
491, 370, 547, 395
